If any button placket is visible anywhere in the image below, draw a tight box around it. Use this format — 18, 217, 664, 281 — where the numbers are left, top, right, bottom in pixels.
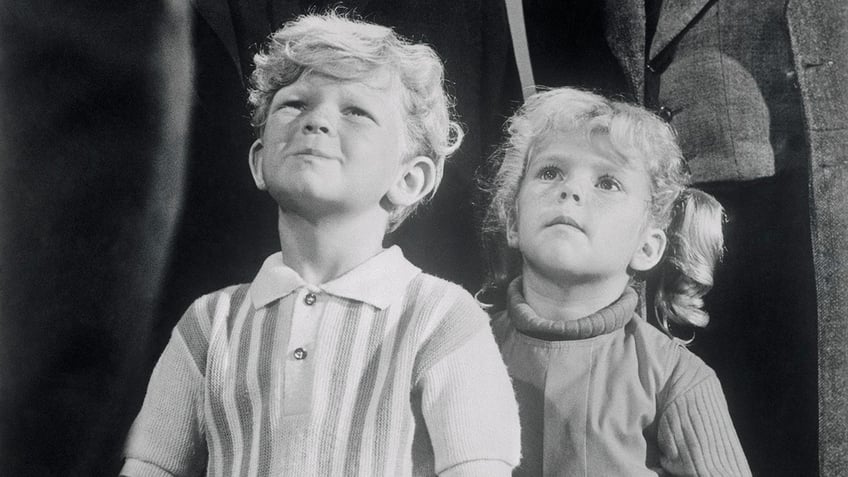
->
282, 288, 324, 416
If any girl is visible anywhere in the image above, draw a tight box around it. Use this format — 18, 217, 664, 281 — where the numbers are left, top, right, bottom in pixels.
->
480, 87, 751, 476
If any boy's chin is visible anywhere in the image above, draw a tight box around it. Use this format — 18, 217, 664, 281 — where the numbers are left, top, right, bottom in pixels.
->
277, 196, 340, 217
275, 194, 387, 223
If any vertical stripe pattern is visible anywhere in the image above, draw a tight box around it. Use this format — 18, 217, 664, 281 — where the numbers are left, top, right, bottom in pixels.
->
124, 266, 520, 475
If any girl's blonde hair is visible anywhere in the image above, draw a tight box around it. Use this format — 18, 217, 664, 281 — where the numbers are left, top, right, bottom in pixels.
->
248, 10, 464, 231
480, 87, 725, 338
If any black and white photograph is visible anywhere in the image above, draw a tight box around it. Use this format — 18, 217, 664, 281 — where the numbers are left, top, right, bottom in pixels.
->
1, 0, 845, 475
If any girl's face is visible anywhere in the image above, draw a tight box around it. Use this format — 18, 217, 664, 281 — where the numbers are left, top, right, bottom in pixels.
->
510, 132, 664, 286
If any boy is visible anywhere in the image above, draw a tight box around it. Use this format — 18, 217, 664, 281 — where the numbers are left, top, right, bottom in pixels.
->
121, 12, 520, 477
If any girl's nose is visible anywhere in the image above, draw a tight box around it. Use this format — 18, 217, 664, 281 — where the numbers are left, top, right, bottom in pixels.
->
559, 184, 582, 204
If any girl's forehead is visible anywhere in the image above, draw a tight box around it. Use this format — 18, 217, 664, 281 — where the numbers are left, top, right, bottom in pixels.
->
527, 130, 640, 170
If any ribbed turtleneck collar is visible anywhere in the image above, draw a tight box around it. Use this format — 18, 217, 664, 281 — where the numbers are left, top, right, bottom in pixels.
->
507, 277, 638, 340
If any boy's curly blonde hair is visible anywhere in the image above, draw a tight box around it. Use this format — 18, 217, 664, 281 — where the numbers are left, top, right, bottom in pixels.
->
248, 11, 464, 231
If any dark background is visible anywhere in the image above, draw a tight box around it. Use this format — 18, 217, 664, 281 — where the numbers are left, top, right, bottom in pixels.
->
0, 0, 825, 475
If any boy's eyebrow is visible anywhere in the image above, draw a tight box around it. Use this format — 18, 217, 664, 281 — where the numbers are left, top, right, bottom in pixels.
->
269, 86, 300, 106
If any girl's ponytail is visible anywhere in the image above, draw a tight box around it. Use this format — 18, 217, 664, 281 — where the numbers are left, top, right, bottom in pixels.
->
654, 188, 725, 340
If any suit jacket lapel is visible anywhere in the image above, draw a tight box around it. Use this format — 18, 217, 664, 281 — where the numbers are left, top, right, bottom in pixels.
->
649, 0, 713, 61
192, 0, 243, 78
603, 0, 646, 102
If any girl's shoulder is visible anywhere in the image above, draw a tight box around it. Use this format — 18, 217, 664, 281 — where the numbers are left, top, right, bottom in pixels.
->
625, 317, 717, 396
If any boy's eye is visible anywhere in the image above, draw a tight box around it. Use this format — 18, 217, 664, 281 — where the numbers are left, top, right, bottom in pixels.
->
537, 166, 562, 181
277, 100, 306, 113
344, 106, 375, 122
596, 176, 622, 191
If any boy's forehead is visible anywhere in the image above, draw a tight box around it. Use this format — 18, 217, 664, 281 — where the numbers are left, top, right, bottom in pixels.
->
269, 70, 404, 109
299, 66, 400, 92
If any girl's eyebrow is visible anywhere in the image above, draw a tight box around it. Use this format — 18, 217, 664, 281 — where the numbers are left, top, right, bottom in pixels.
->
530, 150, 573, 163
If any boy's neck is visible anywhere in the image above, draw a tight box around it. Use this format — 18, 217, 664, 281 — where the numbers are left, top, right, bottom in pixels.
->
276, 208, 387, 285
521, 265, 630, 322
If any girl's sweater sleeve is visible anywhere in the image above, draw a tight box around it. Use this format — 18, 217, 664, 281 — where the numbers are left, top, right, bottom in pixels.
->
121, 296, 212, 477
656, 351, 752, 476
413, 285, 522, 476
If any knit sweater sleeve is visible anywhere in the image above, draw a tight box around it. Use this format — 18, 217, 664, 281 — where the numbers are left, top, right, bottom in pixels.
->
121, 295, 214, 477
656, 350, 751, 477
413, 284, 522, 476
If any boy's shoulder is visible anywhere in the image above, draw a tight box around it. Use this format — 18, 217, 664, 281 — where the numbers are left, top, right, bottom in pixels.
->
193, 282, 251, 313
177, 282, 251, 330
403, 271, 487, 316
396, 270, 490, 340
409, 270, 472, 294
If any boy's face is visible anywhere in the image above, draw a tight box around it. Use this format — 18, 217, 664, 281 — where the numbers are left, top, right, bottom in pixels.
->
511, 132, 663, 286
249, 71, 408, 220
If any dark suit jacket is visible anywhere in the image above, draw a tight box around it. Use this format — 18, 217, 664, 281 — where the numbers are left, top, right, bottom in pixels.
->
604, 0, 808, 183
605, 1, 848, 474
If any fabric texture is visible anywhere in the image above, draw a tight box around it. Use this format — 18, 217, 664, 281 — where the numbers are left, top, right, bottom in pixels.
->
603, 0, 807, 183
123, 247, 520, 476
490, 278, 750, 476
599, 2, 833, 472
787, 1, 848, 474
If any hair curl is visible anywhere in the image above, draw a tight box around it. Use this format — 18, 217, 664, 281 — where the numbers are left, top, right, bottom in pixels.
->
248, 10, 464, 231
479, 87, 725, 339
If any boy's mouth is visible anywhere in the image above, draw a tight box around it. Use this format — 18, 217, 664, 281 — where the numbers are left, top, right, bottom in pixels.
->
547, 215, 583, 232
290, 147, 340, 161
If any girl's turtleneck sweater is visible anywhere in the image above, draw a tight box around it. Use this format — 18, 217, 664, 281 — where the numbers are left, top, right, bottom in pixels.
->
490, 278, 751, 476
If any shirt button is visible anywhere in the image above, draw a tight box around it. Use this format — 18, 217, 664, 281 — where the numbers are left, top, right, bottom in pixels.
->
304, 292, 317, 305
293, 347, 307, 360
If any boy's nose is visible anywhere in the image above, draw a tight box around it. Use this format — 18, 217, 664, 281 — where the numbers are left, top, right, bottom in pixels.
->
301, 110, 334, 135
302, 121, 331, 135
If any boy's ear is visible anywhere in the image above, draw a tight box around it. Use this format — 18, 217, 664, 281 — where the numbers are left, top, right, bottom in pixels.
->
630, 227, 667, 272
248, 139, 267, 190
385, 155, 437, 207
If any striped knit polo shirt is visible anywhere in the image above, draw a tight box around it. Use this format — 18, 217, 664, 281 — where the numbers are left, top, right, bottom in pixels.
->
122, 246, 521, 476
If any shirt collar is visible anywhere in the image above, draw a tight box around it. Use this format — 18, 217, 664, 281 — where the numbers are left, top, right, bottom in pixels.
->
249, 245, 420, 310
507, 276, 638, 340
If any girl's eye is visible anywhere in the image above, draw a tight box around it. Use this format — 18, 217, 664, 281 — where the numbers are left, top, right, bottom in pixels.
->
537, 166, 561, 181
596, 176, 622, 191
